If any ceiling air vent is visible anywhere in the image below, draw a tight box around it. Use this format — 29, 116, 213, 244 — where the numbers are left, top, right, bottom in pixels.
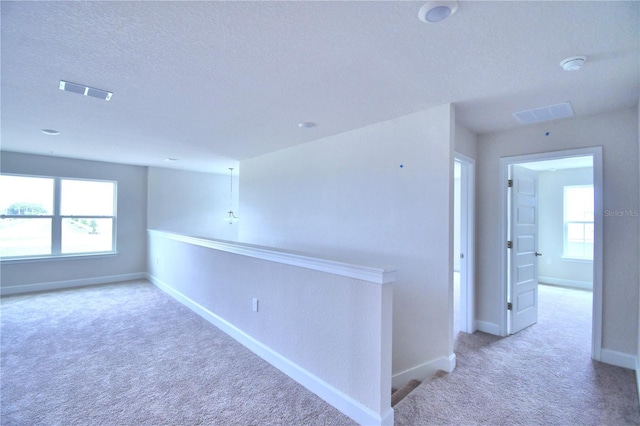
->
59, 80, 112, 101
512, 102, 574, 125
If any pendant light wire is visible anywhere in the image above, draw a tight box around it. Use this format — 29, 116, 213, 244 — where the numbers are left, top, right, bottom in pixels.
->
227, 168, 239, 224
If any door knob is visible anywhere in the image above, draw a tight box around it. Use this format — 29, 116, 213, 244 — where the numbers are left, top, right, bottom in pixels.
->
535, 252, 543, 256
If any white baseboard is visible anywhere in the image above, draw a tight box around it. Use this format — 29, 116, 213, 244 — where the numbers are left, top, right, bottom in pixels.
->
0, 272, 146, 296
147, 273, 392, 426
636, 357, 640, 406
538, 276, 592, 290
391, 353, 456, 390
475, 320, 500, 336
600, 348, 637, 370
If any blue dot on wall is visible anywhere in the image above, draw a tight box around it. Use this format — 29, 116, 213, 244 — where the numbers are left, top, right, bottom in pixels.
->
399, 164, 404, 168
545, 132, 550, 136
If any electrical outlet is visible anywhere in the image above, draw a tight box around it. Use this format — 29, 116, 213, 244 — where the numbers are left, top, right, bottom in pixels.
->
252, 298, 259, 312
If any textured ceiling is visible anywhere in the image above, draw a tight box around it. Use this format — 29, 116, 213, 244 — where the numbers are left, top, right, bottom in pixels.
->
1, 1, 638, 173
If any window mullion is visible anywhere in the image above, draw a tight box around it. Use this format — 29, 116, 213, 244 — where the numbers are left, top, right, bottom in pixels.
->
51, 178, 62, 255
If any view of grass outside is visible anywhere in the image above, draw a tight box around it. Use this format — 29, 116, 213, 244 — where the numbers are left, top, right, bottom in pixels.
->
0, 175, 116, 258
0, 218, 52, 257
61, 218, 113, 254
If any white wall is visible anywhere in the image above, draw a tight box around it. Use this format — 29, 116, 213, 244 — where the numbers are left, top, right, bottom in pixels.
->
476, 107, 639, 357
239, 104, 455, 381
0, 152, 147, 290
147, 167, 238, 241
538, 167, 593, 289
637, 102, 640, 394
147, 231, 393, 425
455, 123, 478, 160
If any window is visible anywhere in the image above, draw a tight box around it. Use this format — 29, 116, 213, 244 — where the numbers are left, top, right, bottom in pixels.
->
564, 185, 594, 260
0, 174, 116, 259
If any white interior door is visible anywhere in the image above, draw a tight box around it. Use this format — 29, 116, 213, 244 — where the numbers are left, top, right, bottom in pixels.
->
459, 158, 474, 333
509, 165, 540, 334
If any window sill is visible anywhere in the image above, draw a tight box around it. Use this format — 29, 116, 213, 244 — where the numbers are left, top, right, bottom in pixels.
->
0, 252, 118, 264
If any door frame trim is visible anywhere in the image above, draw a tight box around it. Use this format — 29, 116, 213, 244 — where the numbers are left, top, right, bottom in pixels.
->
498, 147, 603, 361
454, 152, 476, 335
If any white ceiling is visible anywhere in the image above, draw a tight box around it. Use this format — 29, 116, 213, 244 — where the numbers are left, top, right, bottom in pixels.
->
1, 1, 638, 173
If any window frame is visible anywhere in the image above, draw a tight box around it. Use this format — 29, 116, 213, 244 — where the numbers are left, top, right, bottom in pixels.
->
563, 184, 594, 261
0, 173, 117, 261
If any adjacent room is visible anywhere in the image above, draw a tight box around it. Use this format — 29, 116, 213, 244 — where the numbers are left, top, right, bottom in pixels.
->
1, 1, 639, 425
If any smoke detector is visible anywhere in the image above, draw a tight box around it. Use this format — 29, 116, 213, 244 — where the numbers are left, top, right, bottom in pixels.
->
560, 56, 586, 71
418, 1, 459, 23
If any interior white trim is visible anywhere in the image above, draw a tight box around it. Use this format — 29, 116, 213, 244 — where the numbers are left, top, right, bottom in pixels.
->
391, 353, 456, 390
600, 349, 637, 370
636, 357, 640, 405
147, 273, 393, 426
148, 230, 395, 285
454, 152, 476, 335
0, 272, 146, 296
498, 147, 604, 361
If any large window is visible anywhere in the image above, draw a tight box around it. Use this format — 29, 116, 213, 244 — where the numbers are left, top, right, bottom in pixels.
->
564, 185, 594, 260
0, 174, 116, 259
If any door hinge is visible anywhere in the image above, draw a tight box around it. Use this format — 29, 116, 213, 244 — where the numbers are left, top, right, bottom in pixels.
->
507, 179, 513, 188
507, 240, 513, 249
507, 302, 513, 310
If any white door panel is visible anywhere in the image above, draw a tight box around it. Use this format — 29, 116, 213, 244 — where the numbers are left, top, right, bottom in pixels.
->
510, 166, 539, 334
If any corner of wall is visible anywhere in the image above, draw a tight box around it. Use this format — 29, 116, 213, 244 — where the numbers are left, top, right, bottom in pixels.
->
637, 101, 640, 405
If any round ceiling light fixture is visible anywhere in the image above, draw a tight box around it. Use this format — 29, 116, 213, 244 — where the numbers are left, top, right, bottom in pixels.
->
41, 129, 60, 136
418, 1, 459, 23
560, 56, 586, 71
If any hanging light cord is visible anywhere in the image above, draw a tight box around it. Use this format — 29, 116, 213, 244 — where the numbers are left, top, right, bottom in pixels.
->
228, 168, 238, 220
229, 168, 233, 212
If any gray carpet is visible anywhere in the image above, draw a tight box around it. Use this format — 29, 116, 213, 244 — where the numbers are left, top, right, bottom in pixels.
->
3, 281, 639, 425
1, 281, 356, 426
394, 284, 640, 425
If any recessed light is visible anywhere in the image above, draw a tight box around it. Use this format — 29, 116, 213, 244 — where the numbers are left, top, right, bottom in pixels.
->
41, 129, 60, 135
165, 158, 178, 162
418, 1, 459, 23
560, 56, 586, 71
298, 122, 316, 129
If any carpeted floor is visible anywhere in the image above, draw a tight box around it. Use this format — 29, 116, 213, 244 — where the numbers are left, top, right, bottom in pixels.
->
2, 281, 639, 425
0, 281, 356, 426
394, 284, 640, 425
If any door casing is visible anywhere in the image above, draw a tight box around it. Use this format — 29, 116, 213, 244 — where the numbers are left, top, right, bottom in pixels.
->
454, 152, 475, 336
498, 147, 603, 361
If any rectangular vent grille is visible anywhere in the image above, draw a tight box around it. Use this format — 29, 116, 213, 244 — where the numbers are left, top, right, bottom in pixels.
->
59, 80, 112, 101
512, 102, 574, 125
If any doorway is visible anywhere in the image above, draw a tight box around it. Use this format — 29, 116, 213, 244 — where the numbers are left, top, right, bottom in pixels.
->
499, 147, 603, 361
454, 153, 475, 338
